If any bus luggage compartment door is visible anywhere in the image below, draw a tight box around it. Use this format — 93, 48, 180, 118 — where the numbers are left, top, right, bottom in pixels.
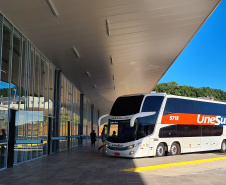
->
139, 137, 151, 157
201, 137, 211, 151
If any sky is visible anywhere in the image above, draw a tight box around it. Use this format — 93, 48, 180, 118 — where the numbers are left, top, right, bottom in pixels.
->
159, 0, 226, 91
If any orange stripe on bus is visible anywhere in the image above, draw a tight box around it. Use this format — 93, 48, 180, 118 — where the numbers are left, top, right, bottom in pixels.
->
161, 113, 218, 126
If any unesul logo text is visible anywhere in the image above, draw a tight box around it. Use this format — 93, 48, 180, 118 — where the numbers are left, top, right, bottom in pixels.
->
197, 114, 226, 125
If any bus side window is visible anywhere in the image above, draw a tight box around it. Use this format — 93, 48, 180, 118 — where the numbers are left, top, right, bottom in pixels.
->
217, 104, 226, 116
142, 96, 164, 112
197, 101, 219, 116
136, 116, 155, 139
177, 125, 190, 137
212, 125, 223, 136
180, 99, 198, 114
159, 125, 177, 138
163, 98, 181, 115
202, 126, 212, 136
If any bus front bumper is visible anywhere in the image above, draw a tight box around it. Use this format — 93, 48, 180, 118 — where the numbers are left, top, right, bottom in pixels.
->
105, 147, 138, 158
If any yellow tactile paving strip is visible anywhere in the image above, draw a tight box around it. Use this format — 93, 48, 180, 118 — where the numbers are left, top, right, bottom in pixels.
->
121, 156, 226, 172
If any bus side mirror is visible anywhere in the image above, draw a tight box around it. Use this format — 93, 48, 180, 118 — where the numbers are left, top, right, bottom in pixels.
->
130, 112, 156, 127
98, 114, 109, 127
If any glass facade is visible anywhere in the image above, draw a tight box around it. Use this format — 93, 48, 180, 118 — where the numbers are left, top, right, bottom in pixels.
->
84, 97, 92, 136
0, 14, 99, 170
0, 17, 12, 169
71, 85, 80, 147
93, 107, 99, 134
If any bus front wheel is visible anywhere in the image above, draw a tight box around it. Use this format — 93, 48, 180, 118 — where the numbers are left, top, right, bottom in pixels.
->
156, 143, 165, 157
220, 140, 226, 153
170, 142, 180, 155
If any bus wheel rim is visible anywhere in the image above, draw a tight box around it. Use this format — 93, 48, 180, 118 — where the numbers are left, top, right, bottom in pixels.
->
222, 142, 226, 151
171, 145, 177, 155
157, 146, 163, 156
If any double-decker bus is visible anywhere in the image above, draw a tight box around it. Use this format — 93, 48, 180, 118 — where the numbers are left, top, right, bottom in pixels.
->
99, 93, 226, 158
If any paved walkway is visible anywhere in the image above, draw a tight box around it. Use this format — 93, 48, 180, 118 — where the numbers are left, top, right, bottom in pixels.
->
1, 141, 226, 185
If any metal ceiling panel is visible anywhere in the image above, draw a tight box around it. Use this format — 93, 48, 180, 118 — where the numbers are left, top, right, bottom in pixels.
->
0, 0, 221, 114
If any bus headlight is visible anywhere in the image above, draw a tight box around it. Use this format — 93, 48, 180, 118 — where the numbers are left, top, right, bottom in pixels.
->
129, 151, 134, 155
127, 142, 141, 149
128, 145, 134, 149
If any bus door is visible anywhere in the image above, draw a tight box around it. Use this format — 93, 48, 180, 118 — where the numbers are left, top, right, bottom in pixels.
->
178, 125, 191, 153
211, 136, 220, 150
210, 126, 222, 150
190, 125, 201, 152
180, 125, 201, 152
201, 126, 211, 151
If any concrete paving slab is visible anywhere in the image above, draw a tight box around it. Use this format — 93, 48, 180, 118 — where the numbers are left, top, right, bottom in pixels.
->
1, 141, 226, 185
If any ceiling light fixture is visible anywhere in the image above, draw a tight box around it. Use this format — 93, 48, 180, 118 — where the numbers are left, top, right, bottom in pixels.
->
86, 71, 91, 77
93, 84, 97, 88
72, 47, 80, 59
106, 19, 110, 36
1, 70, 6, 74
114, 86, 116, 90
110, 56, 113, 65
46, 0, 58, 17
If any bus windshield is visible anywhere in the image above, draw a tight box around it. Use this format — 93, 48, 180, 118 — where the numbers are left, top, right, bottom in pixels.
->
107, 96, 164, 143
107, 120, 137, 143
110, 95, 144, 116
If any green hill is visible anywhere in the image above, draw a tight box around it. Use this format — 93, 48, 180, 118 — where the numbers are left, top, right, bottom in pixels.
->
153, 81, 226, 101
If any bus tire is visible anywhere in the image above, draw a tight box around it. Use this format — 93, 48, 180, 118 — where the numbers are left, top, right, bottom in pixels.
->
156, 143, 165, 157
170, 142, 180, 155
220, 140, 226, 153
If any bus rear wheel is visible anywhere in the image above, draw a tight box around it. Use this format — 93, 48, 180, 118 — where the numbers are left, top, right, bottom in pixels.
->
156, 143, 165, 157
220, 140, 226, 153
170, 143, 180, 155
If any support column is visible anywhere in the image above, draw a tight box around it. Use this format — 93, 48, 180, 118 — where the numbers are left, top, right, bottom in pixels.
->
0, 14, 3, 77
91, 104, 94, 132
7, 109, 16, 168
79, 93, 84, 145
47, 117, 52, 155
97, 110, 100, 139
50, 69, 61, 154
67, 121, 70, 150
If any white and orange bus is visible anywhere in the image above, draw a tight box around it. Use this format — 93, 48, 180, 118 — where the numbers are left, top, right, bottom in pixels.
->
99, 93, 226, 158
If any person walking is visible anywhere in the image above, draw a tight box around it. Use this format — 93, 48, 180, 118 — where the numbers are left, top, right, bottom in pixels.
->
90, 130, 96, 147
0, 129, 6, 154
98, 127, 106, 150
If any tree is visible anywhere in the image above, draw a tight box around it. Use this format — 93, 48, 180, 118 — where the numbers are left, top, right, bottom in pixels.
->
153, 81, 226, 101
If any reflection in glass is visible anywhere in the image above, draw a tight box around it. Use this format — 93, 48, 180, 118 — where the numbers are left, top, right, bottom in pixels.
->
70, 86, 80, 147
28, 46, 34, 111
0, 14, 99, 167
0, 21, 11, 169
10, 30, 21, 110
20, 37, 27, 111
44, 61, 49, 116
93, 107, 98, 135
84, 97, 91, 137
0, 24, 10, 106
40, 57, 45, 113
49, 64, 54, 117
0, 109, 8, 169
